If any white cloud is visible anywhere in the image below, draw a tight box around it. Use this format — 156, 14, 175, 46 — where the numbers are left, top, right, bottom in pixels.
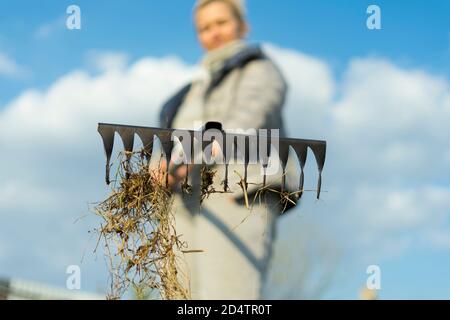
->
332, 58, 450, 140
0, 44, 449, 296
315, 55, 450, 257
34, 17, 66, 40
0, 53, 27, 78
263, 43, 334, 138
327, 57, 450, 188
336, 186, 450, 251
85, 51, 130, 72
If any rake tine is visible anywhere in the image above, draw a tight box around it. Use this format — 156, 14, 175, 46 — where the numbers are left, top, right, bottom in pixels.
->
258, 130, 271, 189
170, 130, 193, 185
223, 132, 241, 191
117, 127, 135, 154
117, 127, 135, 180
277, 143, 290, 193
222, 134, 229, 192
317, 171, 322, 200
243, 135, 250, 190
97, 125, 116, 185
308, 141, 327, 199
136, 128, 155, 161
299, 170, 305, 198
292, 143, 308, 199
184, 135, 194, 187
262, 166, 267, 189
156, 133, 174, 188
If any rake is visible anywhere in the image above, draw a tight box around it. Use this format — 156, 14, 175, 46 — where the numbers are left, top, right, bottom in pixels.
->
98, 121, 327, 200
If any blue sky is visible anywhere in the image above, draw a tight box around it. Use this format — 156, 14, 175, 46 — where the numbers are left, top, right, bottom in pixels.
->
1, 0, 450, 299
1, 0, 449, 104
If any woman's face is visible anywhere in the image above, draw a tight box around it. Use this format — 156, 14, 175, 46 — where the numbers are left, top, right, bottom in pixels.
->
195, 1, 247, 52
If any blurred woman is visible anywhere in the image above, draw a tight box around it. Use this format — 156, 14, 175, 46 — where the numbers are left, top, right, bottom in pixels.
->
159, 0, 289, 299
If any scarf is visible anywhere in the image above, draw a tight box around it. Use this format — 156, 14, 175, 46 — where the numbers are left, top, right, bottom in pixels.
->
201, 39, 248, 76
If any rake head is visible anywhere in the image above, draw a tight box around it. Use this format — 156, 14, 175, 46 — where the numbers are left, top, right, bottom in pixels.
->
97, 122, 327, 200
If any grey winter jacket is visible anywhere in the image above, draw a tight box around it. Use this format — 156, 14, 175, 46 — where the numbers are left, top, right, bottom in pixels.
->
160, 44, 298, 204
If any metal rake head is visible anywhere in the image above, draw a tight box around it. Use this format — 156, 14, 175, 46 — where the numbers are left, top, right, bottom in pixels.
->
98, 122, 327, 200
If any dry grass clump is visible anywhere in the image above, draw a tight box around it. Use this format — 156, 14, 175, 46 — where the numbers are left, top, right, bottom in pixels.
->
93, 150, 190, 300
93, 149, 314, 300
252, 185, 299, 213
200, 166, 217, 203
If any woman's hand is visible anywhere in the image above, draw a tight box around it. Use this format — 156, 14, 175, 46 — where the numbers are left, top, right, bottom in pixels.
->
170, 164, 193, 188
151, 159, 193, 189
150, 140, 221, 189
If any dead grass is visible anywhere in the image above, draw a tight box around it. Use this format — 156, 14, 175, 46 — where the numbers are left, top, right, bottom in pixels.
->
200, 166, 217, 203
92, 150, 190, 300
92, 150, 318, 299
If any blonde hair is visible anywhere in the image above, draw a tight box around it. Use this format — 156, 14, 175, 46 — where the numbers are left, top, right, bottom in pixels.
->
194, 0, 246, 23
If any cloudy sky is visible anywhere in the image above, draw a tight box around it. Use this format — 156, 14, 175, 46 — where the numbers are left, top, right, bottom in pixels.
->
1, 0, 449, 299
